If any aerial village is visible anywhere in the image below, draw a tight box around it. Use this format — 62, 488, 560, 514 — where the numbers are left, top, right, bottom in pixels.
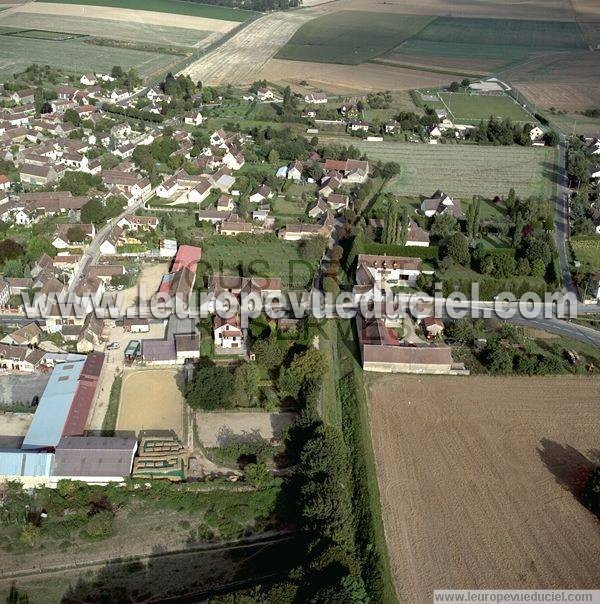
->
0, 65, 596, 489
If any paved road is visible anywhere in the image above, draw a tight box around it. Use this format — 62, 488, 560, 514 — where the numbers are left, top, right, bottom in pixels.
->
554, 137, 577, 295
67, 194, 149, 296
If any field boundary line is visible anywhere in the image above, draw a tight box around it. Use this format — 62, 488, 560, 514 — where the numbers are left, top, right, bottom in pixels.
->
437, 92, 456, 122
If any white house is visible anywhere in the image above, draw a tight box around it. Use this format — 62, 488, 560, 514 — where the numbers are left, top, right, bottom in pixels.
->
287, 160, 303, 181
420, 190, 462, 218
257, 88, 274, 102
80, 73, 97, 86
187, 179, 212, 204
249, 184, 273, 204
156, 175, 179, 199
529, 125, 545, 144
213, 315, 244, 349
184, 110, 203, 126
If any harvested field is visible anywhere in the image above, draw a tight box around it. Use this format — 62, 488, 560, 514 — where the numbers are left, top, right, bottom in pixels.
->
195, 411, 295, 447
181, 11, 315, 85
258, 58, 449, 93
321, 136, 556, 198
275, 11, 433, 65
35, 0, 255, 21
0, 31, 179, 78
117, 369, 184, 438
10, 2, 241, 32
439, 92, 533, 123
1, 13, 210, 47
335, 0, 576, 22
367, 374, 600, 602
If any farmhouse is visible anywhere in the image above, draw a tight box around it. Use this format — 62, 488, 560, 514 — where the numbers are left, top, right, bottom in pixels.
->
249, 184, 273, 203
220, 221, 253, 236
305, 92, 327, 104
323, 158, 369, 183
354, 254, 423, 298
357, 315, 464, 374
20, 163, 58, 186
184, 110, 203, 126
287, 160, 303, 181
1, 322, 42, 346
278, 212, 333, 241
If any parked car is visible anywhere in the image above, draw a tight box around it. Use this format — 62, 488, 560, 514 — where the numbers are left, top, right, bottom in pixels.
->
106, 341, 120, 350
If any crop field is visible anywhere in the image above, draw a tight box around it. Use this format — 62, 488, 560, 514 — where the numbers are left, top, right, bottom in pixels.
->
388, 16, 588, 71
571, 236, 600, 269
36, 0, 257, 21
438, 92, 534, 123
0, 33, 178, 78
367, 374, 600, 602
322, 136, 556, 198
275, 11, 433, 65
118, 369, 184, 438
199, 234, 316, 290
0, 13, 208, 47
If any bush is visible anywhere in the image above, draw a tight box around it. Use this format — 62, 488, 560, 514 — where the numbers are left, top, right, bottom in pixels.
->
186, 364, 234, 410
581, 468, 600, 518
83, 510, 114, 540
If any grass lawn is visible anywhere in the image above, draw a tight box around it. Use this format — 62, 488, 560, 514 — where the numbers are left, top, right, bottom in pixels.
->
322, 136, 556, 199
439, 92, 534, 123
571, 236, 600, 269
198, 234, 316, 290
36, 0, 257, 21
101, 376, 122, 436
276, 11, 433, 65
272, 196, 307, 219
0, 35, 178, 79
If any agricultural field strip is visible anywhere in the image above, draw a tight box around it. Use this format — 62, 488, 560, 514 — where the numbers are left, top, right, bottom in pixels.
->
34, 0, 256, 22
181, 11, 318, 85
275, 11, 434, 65
320, 136, 554, 198
0, 13, 210, 47
367, 375, 600, 602
0, 33, 180, 78
8, 3, 241, 33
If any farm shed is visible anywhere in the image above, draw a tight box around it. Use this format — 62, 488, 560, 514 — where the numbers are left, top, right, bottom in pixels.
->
21, 357, 87, 450
52, 435, 137, 485
0, 450, 54, 487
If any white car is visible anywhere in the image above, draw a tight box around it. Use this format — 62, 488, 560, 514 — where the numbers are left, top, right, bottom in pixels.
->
106, 342, 120, 350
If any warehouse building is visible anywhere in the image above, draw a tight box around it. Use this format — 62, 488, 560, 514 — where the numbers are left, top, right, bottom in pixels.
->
0, 451, 54, 487
21, 352, 105, 450
52, 436, 137, 485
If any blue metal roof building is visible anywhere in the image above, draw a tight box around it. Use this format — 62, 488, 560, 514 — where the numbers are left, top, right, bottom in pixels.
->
0, 450, 54, 479
21, 358, 86, 450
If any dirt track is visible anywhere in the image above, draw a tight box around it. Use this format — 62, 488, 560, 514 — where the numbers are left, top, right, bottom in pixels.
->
180, 10, 317, 84
118, 369, 184, 438
367, 375, 600, 602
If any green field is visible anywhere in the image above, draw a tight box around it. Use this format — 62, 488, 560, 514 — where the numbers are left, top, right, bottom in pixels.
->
0, 34, 179, 78
36, 0, 257, 21
571, 236, 600, 269
199, 234, 317, 290
322, 136, 556, 198
276, 11, 433, 65
439, 92, 534, 123
389, 16, 587, 70
1, 13, 208, 47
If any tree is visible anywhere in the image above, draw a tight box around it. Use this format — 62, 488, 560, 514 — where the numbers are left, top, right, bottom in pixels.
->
299, 236, 327, 261
0, 239, 24, 262
381, 161, 400, 179
19, 523, 40, 548
430, 213, 458, 239
253, 334, 286, 372
449, 81, 460, 92
186, 364, 234, 410
465, 197, 481, 240
581, 467, 600, 518
278, 348, 328, 400
543, 130, 559, 147
444, 232, 470, 266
